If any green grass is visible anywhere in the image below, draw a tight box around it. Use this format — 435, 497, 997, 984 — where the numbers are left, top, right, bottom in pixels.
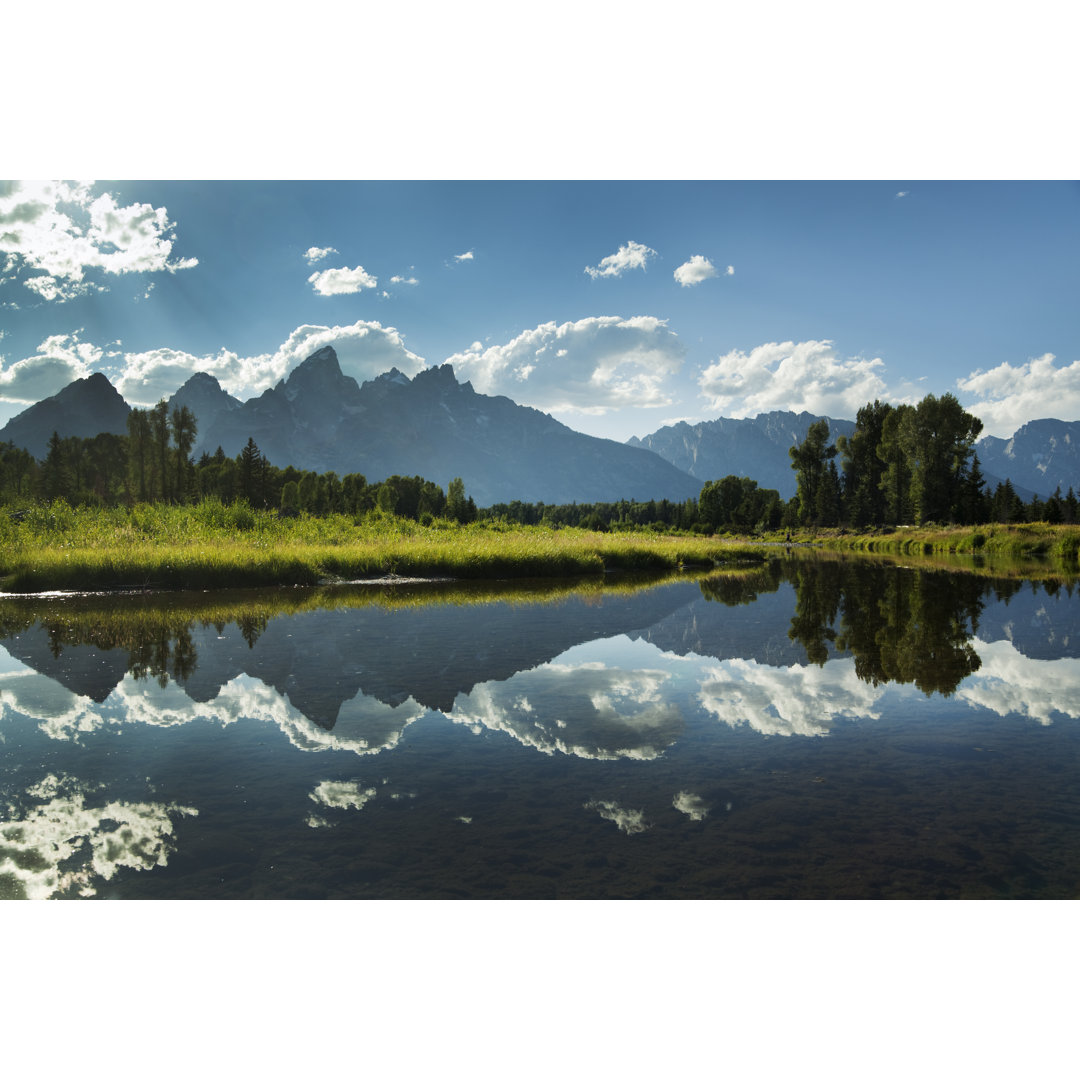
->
0, 501, 765, 593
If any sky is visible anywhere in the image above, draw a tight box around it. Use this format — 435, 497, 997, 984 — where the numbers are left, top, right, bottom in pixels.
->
1, 179, 1076, 442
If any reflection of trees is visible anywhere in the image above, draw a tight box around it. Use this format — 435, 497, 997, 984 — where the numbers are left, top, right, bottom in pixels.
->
129, 627, 198, 687
698, 564, 783, 607
787, 561, 842, 666
784, 560, 991, 695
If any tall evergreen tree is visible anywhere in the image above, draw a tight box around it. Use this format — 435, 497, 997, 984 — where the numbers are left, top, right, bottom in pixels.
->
170, 405, 198, 504
789, 420, 836, 526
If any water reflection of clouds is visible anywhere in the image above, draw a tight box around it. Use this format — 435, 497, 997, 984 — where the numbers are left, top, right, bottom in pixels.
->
584, 799, 651, 834
960, 639, 1080, 725
0, 669, 102, 738
697, 657, 883, 737
306, 779, 377, 828
0, 772, 196, 900
2, 669, 427, 756
450, 658, 683, 760
673, 791, 710, 820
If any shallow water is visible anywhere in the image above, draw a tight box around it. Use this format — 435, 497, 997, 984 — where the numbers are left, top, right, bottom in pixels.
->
1, 558, 1078, 899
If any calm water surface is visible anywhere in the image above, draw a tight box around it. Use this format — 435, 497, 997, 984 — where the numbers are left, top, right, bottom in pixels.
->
2, 557, 1079, 899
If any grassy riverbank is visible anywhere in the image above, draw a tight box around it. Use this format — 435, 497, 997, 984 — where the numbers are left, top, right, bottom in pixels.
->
0, 501, 764, 592
4, 502, 1078, 593
793, 522, 1080, 561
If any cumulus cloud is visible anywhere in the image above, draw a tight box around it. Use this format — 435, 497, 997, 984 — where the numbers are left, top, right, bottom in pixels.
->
453, 251, 474, 262
585, 240, 656, 280
673, 255, 718, 287
304, 246, 338, 264
110, 319, 426, 405
0, 180, 197, 301
698, 339, 891, 420
446, 315, 686, 414
308, 265, 377, 295
957, 639, 1080, 725
0, 332, 103, 402
698, 656, 884, 738
956, 353, 1080, 437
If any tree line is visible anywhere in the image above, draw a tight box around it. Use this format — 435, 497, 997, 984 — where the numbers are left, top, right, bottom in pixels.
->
1, 402, 479, 524
1, 392, 1077, 529
788, 393, 1079, 528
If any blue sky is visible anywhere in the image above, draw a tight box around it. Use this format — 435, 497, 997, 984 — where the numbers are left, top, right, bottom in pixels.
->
1, 179, 1077, 441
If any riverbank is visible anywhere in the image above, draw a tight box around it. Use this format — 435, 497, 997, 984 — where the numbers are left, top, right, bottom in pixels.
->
0, 502, 767, 592
3, 502, 1077, 593
778, 522, 1080, 561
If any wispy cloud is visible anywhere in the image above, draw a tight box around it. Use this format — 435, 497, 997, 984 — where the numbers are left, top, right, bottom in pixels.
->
957, 352, 1080, 437
673, 255, 718, 287
453, 251, 474, 262
446, 315, 686, 414
390, 275, 418, 285
304, 246, 338, 265
0, 181, 197, 303
307, 265, 378, 295
585, 240, 656, 280
896, 191, 910, 198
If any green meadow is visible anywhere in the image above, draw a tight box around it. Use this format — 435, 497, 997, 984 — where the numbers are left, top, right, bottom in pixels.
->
0, 500, 767, 592
2, 500, 1077, 594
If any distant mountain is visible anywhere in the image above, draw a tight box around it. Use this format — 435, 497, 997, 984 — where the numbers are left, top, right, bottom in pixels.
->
166, 372, 243, 438
192, 346, 702, 505
975, 419, 1080, 500
629, 412, 857, 499
0, 373, 130, 459
6, 354, 1077, 505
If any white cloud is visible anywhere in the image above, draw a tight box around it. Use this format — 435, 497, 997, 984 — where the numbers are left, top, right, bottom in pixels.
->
673, 791, 710, 820
449, 654, 682, 761
0, 332, 103, 402
307, 265, 377, 295
0, 774, 196, 899
896, 191, 910, 198
0, 181, 197, 301
725, 265, 735, 276
446, 315, 686, 414
584, 799, 650, 834
956, 352, 1080, 437
390, 275, 419, 285
698, 656, 884, 738
698, 339, 891, 419
585, 240, 656, 280
304, 245, 338, 264
309, 780, 377, 811
673, 255, 718, 287
958, 639, 1080, 725
453, 251, 474, 262
111, 319, 426, 405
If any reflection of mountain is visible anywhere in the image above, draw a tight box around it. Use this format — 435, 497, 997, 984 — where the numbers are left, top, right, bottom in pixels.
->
0, 625, 131, 702
2, 564, 1078, 734
0, 581, 703, 725
969, 586, 1080, 660
450, 642, 685, 759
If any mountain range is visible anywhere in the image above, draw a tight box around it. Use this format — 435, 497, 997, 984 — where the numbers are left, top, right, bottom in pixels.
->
1, 345, 1077, 502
